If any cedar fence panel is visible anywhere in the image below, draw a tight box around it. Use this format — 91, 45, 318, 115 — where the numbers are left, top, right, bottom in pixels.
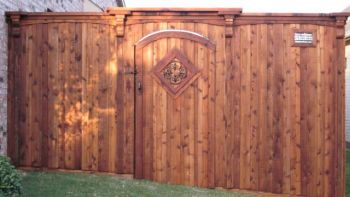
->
6, 9, 349, 197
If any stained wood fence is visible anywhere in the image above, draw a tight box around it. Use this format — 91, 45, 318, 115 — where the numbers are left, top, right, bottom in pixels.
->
5, 8, 349, 197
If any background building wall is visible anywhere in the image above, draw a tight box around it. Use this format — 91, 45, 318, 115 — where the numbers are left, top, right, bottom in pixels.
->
0, 0, 122, 155
346, 41, 350, 144
84, 0, 104, 12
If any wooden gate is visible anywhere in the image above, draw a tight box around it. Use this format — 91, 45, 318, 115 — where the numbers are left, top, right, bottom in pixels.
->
134, 30, 216, 187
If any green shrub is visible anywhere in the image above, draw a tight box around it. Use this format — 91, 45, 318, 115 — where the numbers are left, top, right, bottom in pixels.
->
0, 156, 22, 196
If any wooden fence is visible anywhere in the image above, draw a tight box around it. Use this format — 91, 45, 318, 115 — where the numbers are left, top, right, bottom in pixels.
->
6, 8, 349, 197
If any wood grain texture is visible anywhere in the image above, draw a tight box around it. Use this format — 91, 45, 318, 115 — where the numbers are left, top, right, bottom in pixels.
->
7, 12, 347, 197
10, 22, 131, 174
135, 23, 216, 187
227, 24, 342, 196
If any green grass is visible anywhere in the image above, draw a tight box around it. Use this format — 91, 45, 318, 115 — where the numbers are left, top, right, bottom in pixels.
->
18, 151, 350, 197
21, 171, 252, 197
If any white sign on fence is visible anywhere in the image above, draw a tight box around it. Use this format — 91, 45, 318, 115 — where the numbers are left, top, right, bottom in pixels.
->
294, 32, 313, 44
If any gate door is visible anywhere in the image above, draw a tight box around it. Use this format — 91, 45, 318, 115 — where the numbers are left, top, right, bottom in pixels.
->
134, 30, 216, 188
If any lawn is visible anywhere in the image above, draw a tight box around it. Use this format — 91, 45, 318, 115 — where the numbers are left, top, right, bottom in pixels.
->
21, 171, 251, 197
18, 150, 350, 197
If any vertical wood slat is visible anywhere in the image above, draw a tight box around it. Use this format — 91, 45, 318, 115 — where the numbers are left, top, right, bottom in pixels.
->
63, 23, 76, 170
132, 24, 142, 177
300, 24, 319, 197
315, 26, 325, 197
210, 25, 226, 188
84, 23, 94, 171
300, 33, 309, 197
225, 25, 233, 189
309, 25, 321, 196
249, 24, 259, 191
158, 22, 168, 182
97, 24, 109, 172
31, 24, 42, 167
152, 23, 160, 181
257, 24, 268, 192
181, 23, 195, 186
282, 24, 290, 195
228, 25, 242, 189
207, 31, 216, 189
115, 35, 124, 174
58, 23, 69, 169
289, 24, 301, 196
152, 22, 161, 182
81, 23, 89, 171
18, 26, 27, 166
47, 23, 60, 168
265, 24, 275, 193
107, 25, 117, 173
271, 24, 284, 194
90, 23, 100, 171
239, 24, 252, 189
26, 25, 34, 166
134, 27, 143, 178
166, 22, 182, 184
40, 24, 49, 168
195, 23, 209, 188
224, 27, 236, 188
335, 22, 346, 197
73, 23, 82, 170
141, 23, 154, 180
323, 26, 336, 197
123, 23, 135, 174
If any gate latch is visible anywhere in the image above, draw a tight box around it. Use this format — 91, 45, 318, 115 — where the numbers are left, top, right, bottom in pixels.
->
137, 81, 142, 91
124, 68, 138, 75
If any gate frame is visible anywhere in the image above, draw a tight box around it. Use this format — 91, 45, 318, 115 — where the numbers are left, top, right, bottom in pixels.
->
133, 30, 216, 179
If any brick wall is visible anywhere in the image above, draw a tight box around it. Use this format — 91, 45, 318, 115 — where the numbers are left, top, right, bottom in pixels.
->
0, 0, 119, 155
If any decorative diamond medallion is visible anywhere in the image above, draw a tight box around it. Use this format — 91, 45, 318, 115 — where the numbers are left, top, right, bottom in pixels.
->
152, 48, 200, 97
162, 59, 187, 85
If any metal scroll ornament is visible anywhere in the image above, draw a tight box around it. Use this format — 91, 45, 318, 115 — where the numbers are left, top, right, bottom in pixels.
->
162, 60, 187, 84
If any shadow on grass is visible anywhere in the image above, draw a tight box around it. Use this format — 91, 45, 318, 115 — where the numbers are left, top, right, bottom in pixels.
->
22, 151, 350, 197
21, 171, 252, 197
